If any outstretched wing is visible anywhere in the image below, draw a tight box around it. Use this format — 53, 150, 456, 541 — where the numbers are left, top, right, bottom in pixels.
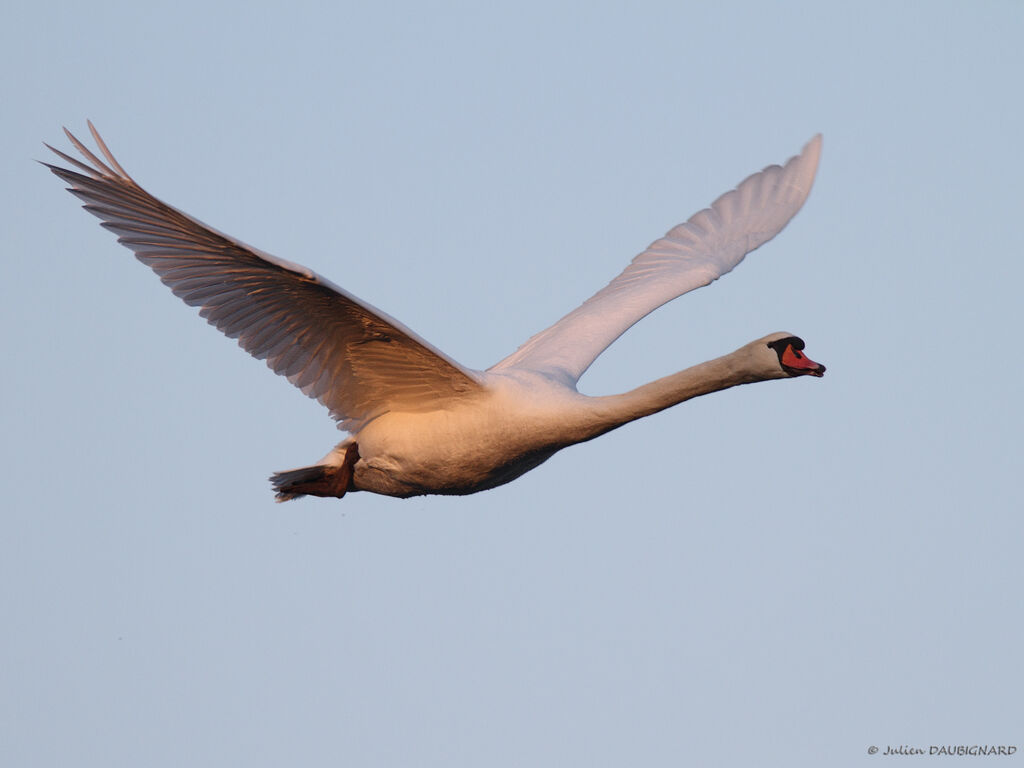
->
46, 123, 484, 432
491, 135, 822, 385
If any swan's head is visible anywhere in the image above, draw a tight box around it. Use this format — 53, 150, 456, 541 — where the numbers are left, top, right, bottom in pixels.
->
757, 332, 826, 378
737, 332, 825, 380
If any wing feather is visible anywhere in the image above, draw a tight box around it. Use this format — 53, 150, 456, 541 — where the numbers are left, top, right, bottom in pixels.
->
46, 123, 484, 432
491, 136, 822, 384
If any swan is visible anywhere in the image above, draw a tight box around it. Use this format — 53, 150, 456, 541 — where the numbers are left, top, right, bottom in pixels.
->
45, 124, 825, 501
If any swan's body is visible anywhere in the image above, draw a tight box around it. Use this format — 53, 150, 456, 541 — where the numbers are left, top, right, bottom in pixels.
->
46, 126, 825, 501
345, 338, 813, 498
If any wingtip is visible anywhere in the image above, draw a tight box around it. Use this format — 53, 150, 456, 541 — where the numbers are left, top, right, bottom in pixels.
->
39, 141, 60, 165
790, 134, 823, 193
49, 120, 133, 182
802, 134, 823, 168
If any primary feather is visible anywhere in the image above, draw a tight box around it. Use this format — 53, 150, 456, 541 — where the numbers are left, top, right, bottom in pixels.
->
46, 123, 483, 434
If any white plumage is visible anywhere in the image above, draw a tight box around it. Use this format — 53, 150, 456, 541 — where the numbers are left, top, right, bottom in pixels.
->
46, 125, 824, 500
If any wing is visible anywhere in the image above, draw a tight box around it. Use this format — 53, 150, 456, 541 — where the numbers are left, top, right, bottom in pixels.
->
490, 135, 822, 385
45, 123, 484, 433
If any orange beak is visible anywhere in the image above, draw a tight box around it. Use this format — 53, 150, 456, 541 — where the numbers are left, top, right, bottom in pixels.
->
781, 344, 826, 377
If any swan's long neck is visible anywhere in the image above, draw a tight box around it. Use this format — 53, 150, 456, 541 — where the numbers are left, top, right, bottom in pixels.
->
581, 346, 775, 440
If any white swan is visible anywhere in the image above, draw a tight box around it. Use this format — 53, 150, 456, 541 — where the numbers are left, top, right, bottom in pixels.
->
46, 125, 824, 501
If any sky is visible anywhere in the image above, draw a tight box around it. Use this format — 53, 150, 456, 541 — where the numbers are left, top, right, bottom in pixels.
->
2, 1, 1022, 766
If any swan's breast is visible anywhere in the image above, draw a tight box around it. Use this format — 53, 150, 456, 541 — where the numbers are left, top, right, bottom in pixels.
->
350, 372, 595, 496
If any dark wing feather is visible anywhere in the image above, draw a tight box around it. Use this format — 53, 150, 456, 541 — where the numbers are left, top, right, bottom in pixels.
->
46, 123, 484, 432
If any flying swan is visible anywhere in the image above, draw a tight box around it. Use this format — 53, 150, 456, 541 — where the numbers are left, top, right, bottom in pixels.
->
46, 125, 825, 501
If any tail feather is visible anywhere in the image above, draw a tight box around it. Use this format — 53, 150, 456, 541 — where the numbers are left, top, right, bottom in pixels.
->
270, 465, 331, 502
270, 442, 360, 502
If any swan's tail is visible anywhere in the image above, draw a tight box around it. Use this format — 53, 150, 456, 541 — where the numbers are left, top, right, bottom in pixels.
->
270, 442, 359, 502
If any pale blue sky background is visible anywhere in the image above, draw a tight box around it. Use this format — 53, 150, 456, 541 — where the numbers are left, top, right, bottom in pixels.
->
2, 1, 1021, 766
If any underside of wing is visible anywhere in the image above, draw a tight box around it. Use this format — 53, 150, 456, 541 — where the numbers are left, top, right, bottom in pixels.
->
46, 123, 484, 432
491, 135, 822, 385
